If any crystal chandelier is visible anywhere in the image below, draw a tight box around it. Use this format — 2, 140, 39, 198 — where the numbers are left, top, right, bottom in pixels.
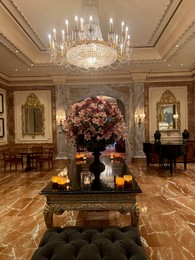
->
48, 0, 132, 71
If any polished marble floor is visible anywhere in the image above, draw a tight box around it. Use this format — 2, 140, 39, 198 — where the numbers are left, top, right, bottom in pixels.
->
0, 158, 195, 260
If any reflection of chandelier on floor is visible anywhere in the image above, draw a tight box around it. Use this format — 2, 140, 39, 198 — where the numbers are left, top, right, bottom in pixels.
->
48, 0, 132, 72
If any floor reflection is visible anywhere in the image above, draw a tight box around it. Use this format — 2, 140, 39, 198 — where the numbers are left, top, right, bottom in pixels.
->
0, 159, 194, 259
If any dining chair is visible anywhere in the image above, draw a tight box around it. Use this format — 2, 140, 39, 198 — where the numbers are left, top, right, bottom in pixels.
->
30, 145, 43, 167
3, 148, 24, 172
36, 147, 54, 170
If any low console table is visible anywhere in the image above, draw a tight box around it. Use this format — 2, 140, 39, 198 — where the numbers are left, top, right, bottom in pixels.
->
40, 157, 142, 228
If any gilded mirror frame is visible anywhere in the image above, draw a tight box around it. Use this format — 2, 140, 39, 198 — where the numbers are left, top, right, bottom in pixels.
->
22, 93, 45, 138
156, 90, 180, 132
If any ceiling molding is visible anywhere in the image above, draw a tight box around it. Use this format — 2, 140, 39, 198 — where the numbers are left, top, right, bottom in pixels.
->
1, 0, 45, 50
148, 0, 182, 46
0, 33, 33, 65
146, 71, 193, 82
0, 71, 193, 86
163, 21, 195, 62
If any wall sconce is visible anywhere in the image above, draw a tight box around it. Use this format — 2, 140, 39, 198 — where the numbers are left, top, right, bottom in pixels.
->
56, 115, 65, 126
135, 113, 145, 127
56, 115, 66, 134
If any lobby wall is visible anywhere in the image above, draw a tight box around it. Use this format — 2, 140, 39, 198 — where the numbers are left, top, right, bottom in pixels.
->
145, 82, 195, 141
0, 79, 194, 163
0, 84, 57, 154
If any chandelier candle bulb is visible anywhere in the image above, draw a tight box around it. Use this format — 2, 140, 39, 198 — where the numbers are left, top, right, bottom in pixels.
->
75, 16, 78, 30
80, 18, 84, 31
135, 114, 138, 122
110, 18, 113, 32
121, 21, 124, 34
53, 29, 56, 40
65, 20, 69, 33
62, 30, 65, 41
115, 34, 118, 44
89, 16, 93, 28
128, 35, 130, 46
52, 40, 55, 49
125, 27, 128, 37
48, 34, 51, 45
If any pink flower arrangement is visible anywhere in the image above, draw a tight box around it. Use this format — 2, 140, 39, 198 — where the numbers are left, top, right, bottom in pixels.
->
64, 97, 127, 151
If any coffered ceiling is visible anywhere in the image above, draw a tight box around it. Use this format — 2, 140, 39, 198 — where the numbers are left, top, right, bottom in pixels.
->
0, 0, 195, 82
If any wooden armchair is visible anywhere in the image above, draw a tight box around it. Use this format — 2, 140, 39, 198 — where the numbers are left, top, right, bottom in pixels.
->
36, 148, 54, 170
3, 148, 24, 172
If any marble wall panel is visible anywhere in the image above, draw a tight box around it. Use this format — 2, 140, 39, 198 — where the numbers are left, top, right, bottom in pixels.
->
55, 83, 149, 161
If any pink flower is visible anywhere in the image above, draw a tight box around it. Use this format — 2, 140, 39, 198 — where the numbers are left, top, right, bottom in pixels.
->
64, 97, 127, 148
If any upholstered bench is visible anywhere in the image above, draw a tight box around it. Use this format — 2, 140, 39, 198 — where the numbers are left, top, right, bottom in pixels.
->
31, 226, 147, 260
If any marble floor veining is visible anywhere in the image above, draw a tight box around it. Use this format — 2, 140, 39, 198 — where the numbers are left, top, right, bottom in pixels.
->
0, 159, 195, 260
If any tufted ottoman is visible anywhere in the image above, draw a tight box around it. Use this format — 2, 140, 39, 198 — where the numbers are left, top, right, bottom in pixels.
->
31, 226, 147, 260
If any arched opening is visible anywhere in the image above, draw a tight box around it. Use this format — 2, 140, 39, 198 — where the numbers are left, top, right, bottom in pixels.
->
56, 89, 129, 160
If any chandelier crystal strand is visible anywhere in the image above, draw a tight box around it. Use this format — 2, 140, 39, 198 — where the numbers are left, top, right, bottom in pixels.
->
48, 0, 132, 71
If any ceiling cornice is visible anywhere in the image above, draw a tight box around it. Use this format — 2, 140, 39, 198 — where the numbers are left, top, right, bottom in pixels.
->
146, 71, 193, 82
0, 71, 194, 87
1, 0, 45, 50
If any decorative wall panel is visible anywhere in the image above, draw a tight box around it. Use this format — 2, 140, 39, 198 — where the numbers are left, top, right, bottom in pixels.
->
14, 90, 52, 143
149, 86, 188, 141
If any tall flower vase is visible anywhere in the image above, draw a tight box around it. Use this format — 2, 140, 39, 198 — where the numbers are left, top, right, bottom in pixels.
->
89, 149, 105, 190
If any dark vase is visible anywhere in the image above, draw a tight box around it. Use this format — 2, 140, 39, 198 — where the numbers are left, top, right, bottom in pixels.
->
182, 129, 189, 141
154, 130, 161, 142
89, 148, 106, 190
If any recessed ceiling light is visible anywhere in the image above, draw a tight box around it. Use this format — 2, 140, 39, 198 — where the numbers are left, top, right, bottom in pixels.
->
31, 63, 34, 66
168, 64, 171, 67
15, 68, 18, 71
15, 50, 19, 53
28, 68, 30, 71
176, 44, 179, 48
181, 63, 183, 66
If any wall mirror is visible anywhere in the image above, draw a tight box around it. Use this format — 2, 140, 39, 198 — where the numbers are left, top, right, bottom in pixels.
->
156, 89, 180, 132
22, 93, 45, 138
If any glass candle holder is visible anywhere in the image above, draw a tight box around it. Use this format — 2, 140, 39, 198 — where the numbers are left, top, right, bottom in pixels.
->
115, 176, 124, 189
124, 175, 132, 189
57, 176, 66, 190
110, 153, 114, 160
52, 176, 59, 190
81, 172, 91, 190
75, 154, 81, 160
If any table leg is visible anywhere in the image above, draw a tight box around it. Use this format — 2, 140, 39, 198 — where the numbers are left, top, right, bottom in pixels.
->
169, 159, 173, 175
24, 154, 31, 172
184, 154, 187, 171
146, 154, 150, 166
43, 204, 54, 229
130, 202, 140, 227
118, 203, 140, 227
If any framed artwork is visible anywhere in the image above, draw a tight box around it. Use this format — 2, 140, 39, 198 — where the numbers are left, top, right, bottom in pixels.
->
0, 118, 4, 137
0, 94, 3, 113
156, 89, 180, 132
